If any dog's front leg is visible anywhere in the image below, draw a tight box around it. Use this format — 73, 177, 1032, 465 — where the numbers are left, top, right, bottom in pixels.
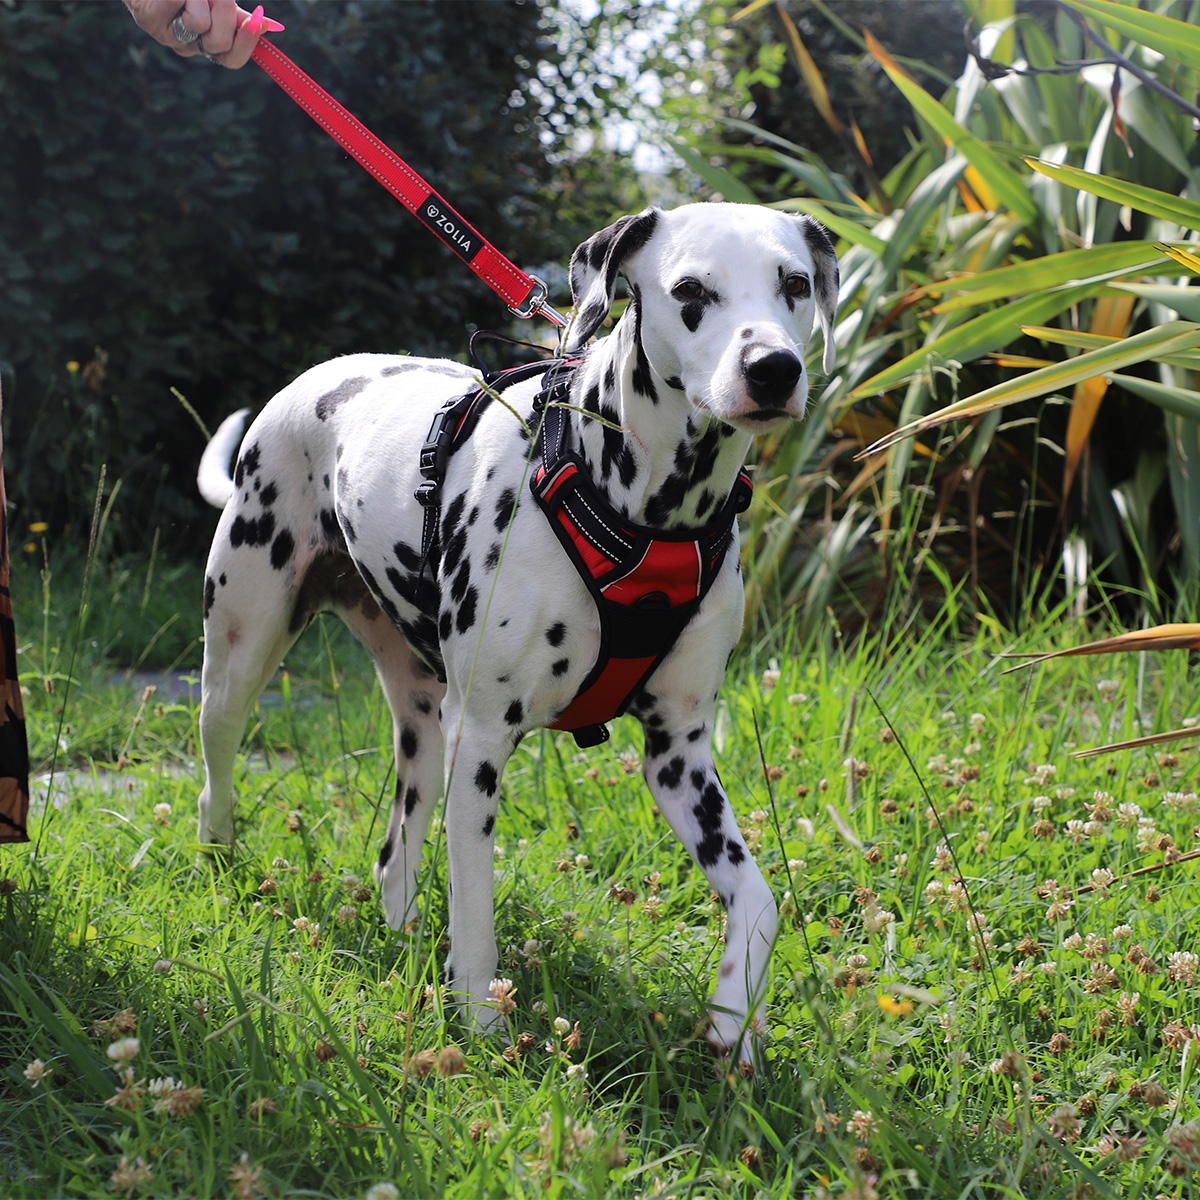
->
641, 707, 777, 1064
440, 709, 510, 1035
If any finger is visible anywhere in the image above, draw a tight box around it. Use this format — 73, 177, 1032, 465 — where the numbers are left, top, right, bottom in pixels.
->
220, 4, 283, 70
123, 0, 184, 46
176, 0, 214, 41
198, 0, 241, 56
166, 0, 212, 57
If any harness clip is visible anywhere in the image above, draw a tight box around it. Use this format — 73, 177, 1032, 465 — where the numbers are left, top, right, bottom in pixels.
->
414, 480, 441, 508
509, 274, 568, 331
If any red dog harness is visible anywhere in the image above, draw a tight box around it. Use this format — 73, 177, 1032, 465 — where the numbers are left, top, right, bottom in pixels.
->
528, 365, 751, 746
416, 360, 752, 747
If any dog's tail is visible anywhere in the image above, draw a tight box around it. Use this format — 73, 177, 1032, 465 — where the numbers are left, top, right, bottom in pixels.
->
197, 408, 251, 509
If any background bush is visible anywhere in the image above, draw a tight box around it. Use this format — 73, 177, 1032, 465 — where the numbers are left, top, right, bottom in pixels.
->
0, 0, 640, 553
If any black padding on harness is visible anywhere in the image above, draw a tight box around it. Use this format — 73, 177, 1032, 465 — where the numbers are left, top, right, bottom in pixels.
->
414, 357, 569, 580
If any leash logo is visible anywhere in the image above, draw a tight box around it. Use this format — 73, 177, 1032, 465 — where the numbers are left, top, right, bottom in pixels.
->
419, 194, 481, 262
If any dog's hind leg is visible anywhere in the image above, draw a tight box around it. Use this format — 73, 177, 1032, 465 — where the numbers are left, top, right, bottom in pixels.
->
362, 635, 446, 931
437, 703, 517, 1035
197, 550, 302, 849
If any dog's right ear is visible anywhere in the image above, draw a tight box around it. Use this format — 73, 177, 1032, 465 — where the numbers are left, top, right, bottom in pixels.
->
564, 208, 660, 352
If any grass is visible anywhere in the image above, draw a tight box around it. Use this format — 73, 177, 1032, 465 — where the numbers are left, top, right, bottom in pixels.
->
5, 539, 1200, 1198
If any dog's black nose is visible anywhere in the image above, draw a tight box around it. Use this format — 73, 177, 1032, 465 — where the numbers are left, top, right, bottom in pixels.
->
743, 349, 803, 406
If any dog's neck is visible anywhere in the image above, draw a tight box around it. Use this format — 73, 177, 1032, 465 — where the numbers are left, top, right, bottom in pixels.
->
566, 293, 752, 531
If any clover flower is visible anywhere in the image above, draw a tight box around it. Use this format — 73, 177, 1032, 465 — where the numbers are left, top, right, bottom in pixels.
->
23, 1058, 48, 1087
228, 1153, 266, 1200
1047, 1103, 1081, 1141
488, 977, 517, 1016
847, 1109, 879, 1142
1168, 951, 1199, 985
106, 1038, 140, 1066
365, 1186, 401, 1200
1115, 802, 1142, 827
110, 1155, 152, 1195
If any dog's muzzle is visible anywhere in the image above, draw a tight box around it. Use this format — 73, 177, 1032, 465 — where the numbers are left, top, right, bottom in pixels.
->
742, 348, 803, 408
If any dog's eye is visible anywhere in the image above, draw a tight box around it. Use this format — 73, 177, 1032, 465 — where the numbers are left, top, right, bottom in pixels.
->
672, 280, 705, 301
784, 273, 811, 298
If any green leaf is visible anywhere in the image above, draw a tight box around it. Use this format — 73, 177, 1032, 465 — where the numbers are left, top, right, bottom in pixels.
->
1111, 283, 1200, 323
848, 284, 1098, 399
1108, 373, 1200, 424
1025, 160, 1200, 231
927, 242, 1169, 311
775, 198, 888, 257
861, 321, 1200, 452
868, 33, 1039, 225
669, 142, 760, 204
1059, 0, 1200, 73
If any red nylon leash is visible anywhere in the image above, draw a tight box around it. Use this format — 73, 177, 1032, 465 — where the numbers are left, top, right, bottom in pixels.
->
249, 36, 567, 331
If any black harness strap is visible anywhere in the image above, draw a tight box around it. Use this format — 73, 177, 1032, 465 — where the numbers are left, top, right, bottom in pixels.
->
414, 357, 568, 579
413, 356, 753, 749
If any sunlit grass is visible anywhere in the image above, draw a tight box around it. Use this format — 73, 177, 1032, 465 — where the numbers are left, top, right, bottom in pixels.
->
5, 545, 1200, 1198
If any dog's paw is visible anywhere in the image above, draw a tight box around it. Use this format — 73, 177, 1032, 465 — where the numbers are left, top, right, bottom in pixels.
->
194, 838, 234, 870
706, 1008, 765, 1073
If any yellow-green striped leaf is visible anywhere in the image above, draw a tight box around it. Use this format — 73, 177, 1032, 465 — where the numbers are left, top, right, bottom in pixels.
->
868, 31, 1038, 225
1025, 160, 1200, 231
848, 284, 1096, 399
1059, 0, 1200, 73
859, 321, 1200, 455
776, 199, 888, 258
924, 242, 1168, 311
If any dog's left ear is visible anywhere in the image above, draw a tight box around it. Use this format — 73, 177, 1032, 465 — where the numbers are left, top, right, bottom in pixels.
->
564, 208, 661, 352
794, 215, 840, 374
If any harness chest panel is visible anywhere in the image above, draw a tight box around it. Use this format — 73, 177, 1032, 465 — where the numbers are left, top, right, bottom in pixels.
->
530, 454, 751, 746
415, 358, 752, 747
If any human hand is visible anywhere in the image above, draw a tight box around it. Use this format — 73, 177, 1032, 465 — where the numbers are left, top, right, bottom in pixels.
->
122, 0, 284, 69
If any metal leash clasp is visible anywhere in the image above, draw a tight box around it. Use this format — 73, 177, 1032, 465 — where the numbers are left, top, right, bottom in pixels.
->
509, 274, 568, 330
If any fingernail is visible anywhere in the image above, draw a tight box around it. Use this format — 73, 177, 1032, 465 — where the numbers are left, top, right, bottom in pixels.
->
244, 7, 264, 36
262, 15, 286, 32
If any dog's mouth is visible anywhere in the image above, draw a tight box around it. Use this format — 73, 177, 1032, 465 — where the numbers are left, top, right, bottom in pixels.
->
740, 407, 790, 423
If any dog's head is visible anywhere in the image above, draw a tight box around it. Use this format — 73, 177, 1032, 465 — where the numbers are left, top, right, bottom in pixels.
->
565, 203, 839, 431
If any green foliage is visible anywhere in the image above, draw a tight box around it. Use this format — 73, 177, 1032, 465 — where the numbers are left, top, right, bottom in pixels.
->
700, 0, 1200, 634
0, 0, 636, 553
8, 555, 1200, 1195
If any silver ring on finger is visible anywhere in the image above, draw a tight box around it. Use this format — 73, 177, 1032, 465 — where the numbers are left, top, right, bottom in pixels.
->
195, 33, 223, 63
170, 14, 201, 44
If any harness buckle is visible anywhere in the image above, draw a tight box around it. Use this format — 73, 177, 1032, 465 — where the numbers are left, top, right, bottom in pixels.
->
414, 480, 441, 508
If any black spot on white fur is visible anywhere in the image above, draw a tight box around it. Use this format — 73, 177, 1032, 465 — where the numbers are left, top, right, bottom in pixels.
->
230, 512, 274, 549
270, 530, 295, 571
400, 725, 419, 759
234, 443, 261, 487
691, 771, 727, 868
455, 586, 478, 634
315, 376, 369, 421
475, 761, 498, 797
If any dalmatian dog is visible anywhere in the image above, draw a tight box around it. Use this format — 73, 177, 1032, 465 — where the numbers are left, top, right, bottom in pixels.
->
196, 202, 838, 1061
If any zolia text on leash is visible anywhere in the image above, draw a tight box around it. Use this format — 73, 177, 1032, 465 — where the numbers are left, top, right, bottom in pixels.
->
198, 28, 840, 1064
